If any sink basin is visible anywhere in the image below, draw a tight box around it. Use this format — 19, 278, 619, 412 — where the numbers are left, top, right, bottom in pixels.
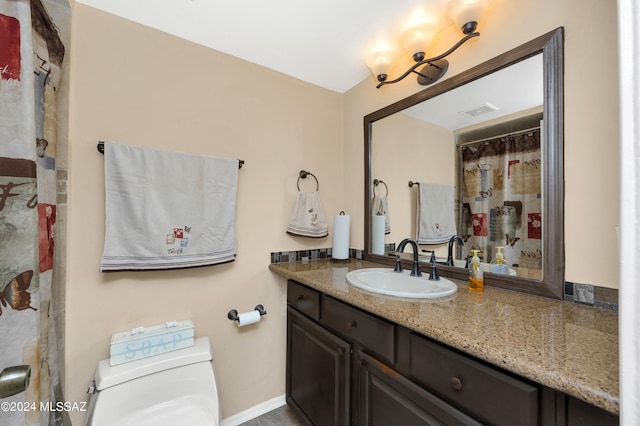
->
346, 268, 458, 299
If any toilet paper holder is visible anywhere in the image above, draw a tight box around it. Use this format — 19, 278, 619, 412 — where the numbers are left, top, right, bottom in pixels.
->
227, 305, 267, 322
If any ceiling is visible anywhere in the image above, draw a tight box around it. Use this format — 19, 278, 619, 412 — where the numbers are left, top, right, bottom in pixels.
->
402, 54, 543, 131
76, 0, 454, 93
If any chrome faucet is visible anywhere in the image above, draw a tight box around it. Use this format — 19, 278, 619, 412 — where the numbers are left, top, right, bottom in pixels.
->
447, 235, 464, 266
396, 238, 422, 277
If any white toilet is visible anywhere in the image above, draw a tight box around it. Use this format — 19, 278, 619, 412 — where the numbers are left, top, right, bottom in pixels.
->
86, 337, 220, 426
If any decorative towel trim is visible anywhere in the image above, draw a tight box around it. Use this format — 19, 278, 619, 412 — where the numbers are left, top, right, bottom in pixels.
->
100, 250, 235, 271
286, 226, 329, 238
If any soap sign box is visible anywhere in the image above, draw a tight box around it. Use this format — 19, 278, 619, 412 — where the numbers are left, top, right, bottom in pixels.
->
109, 320, 195, 366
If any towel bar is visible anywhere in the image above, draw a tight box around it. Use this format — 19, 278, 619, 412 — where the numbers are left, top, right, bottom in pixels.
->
408, 181, 419, 187
97, 141, 244, 168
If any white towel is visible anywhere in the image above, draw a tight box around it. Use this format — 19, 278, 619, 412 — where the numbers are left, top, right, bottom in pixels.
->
416, 183, 457, 244
100, 142, 238, 271
286, 191, 328, 238
371, 194, 391, 234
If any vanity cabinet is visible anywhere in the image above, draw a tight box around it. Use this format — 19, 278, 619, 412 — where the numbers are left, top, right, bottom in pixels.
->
285, 279, 618, 425
286, 291, 350, 425
560, 395, 619, 426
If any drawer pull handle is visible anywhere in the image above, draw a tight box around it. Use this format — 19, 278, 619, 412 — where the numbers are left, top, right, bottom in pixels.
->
297, 295, 304, 301
346, 320, 357, 330
451, 377, 463, 391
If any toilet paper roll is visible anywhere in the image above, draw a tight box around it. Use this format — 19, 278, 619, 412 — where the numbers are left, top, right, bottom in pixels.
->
371, 215, 386, 255
332, 213, 350, 260
237, 310, 261, 327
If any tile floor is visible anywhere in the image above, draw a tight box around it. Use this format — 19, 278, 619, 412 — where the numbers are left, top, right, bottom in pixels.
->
237, 404, 306, 426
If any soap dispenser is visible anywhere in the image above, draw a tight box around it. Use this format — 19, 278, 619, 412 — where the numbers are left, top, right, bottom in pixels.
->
468, 249, 483, 292
490, 246, 509, 275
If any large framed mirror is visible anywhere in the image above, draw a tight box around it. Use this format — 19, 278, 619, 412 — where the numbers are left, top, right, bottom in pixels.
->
363, 28, 564, 299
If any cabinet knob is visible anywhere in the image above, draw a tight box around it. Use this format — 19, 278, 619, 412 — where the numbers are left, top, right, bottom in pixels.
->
451, 377, 463, 391
345, 320, 357, 330
297, 295, 304, 301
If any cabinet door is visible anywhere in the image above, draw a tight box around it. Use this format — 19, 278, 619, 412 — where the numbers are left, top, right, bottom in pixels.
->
287, 306, 351, 426
564, 396, 619, 426
357, 351, 482, 426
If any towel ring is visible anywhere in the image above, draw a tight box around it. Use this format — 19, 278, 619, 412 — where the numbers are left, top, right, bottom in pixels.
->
297, 170, 319, 191
373, 179, 388, 197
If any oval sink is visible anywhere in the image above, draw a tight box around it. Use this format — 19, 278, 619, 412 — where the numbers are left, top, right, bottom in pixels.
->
346, 268, 458, 299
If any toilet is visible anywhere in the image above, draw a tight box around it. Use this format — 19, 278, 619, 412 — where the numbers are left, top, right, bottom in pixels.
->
86, 337, 220, 426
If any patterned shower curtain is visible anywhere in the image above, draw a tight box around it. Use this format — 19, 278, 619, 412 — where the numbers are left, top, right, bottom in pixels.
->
0, 1, 65, 424
458, 128, 542, 275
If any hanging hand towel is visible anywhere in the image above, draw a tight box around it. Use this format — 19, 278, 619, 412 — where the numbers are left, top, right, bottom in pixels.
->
286, 191, 329, 238
100, 141, 238, 271
416, 183, 457, 244
372, 194, 391, 234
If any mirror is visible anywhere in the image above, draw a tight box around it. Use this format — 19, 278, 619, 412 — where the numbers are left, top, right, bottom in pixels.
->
364, 28, 564, 299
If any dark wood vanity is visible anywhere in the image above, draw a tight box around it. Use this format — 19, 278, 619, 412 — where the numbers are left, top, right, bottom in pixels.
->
282, 274, 618, 426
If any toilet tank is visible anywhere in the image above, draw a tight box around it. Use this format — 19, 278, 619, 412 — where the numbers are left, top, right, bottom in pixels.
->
87, 337, 220, 426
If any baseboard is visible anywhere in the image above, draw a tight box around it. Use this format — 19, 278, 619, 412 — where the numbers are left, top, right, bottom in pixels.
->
221, 394, 286, 426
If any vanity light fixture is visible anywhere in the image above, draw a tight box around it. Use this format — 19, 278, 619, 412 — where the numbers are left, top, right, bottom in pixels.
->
367, 0, 491, 89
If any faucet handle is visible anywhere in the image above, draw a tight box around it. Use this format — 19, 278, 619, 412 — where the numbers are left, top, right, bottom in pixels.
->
393, 253, 403, 273
428, 252, 440, 281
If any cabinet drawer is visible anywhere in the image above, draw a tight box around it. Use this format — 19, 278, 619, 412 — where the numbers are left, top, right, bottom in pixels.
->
358, 350, 482, 426
322, 297, 395, 364
410, 333, 538, 426
287, 280, 321, 321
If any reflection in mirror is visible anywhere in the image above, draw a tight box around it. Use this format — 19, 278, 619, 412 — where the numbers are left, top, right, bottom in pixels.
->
364, 28, 564, 298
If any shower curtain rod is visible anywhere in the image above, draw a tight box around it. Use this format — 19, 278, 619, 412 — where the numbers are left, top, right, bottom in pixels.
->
97, 141, 244, 168
456, 125, 541, 148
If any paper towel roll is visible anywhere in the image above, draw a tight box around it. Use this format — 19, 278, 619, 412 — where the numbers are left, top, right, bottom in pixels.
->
371, 214, 386, 255
332, 213, 350, 260
237, 310, 261, 327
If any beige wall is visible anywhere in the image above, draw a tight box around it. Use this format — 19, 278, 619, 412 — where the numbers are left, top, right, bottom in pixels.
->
68, 4, 343, 423
343, 0, 620, 289
67, 0, 619, 422
372, 114, 455, 256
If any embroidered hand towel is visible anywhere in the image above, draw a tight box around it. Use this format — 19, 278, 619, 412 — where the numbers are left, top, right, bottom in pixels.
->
286, 191, 329, 238
416, 183, 457, 244
100, 141, 238, 271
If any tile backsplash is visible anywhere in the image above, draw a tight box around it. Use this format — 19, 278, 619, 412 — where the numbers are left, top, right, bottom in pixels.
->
270, 247, 363, 264
564, 281, 618, 312
271, 248, 618, 312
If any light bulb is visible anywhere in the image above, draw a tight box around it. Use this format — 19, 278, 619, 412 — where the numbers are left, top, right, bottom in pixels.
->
366, 49, 399, 82
400, 23, 436, 62
447, 0, 490, 34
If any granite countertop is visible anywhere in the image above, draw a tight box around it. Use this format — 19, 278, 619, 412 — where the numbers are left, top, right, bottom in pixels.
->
269, 259, 619, 415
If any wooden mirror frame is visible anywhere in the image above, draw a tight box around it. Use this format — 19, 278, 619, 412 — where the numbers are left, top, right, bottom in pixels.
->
363, 28, 564, 299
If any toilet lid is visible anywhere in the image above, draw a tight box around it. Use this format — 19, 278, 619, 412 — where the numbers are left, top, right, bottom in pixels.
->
95, 337, 212, 390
